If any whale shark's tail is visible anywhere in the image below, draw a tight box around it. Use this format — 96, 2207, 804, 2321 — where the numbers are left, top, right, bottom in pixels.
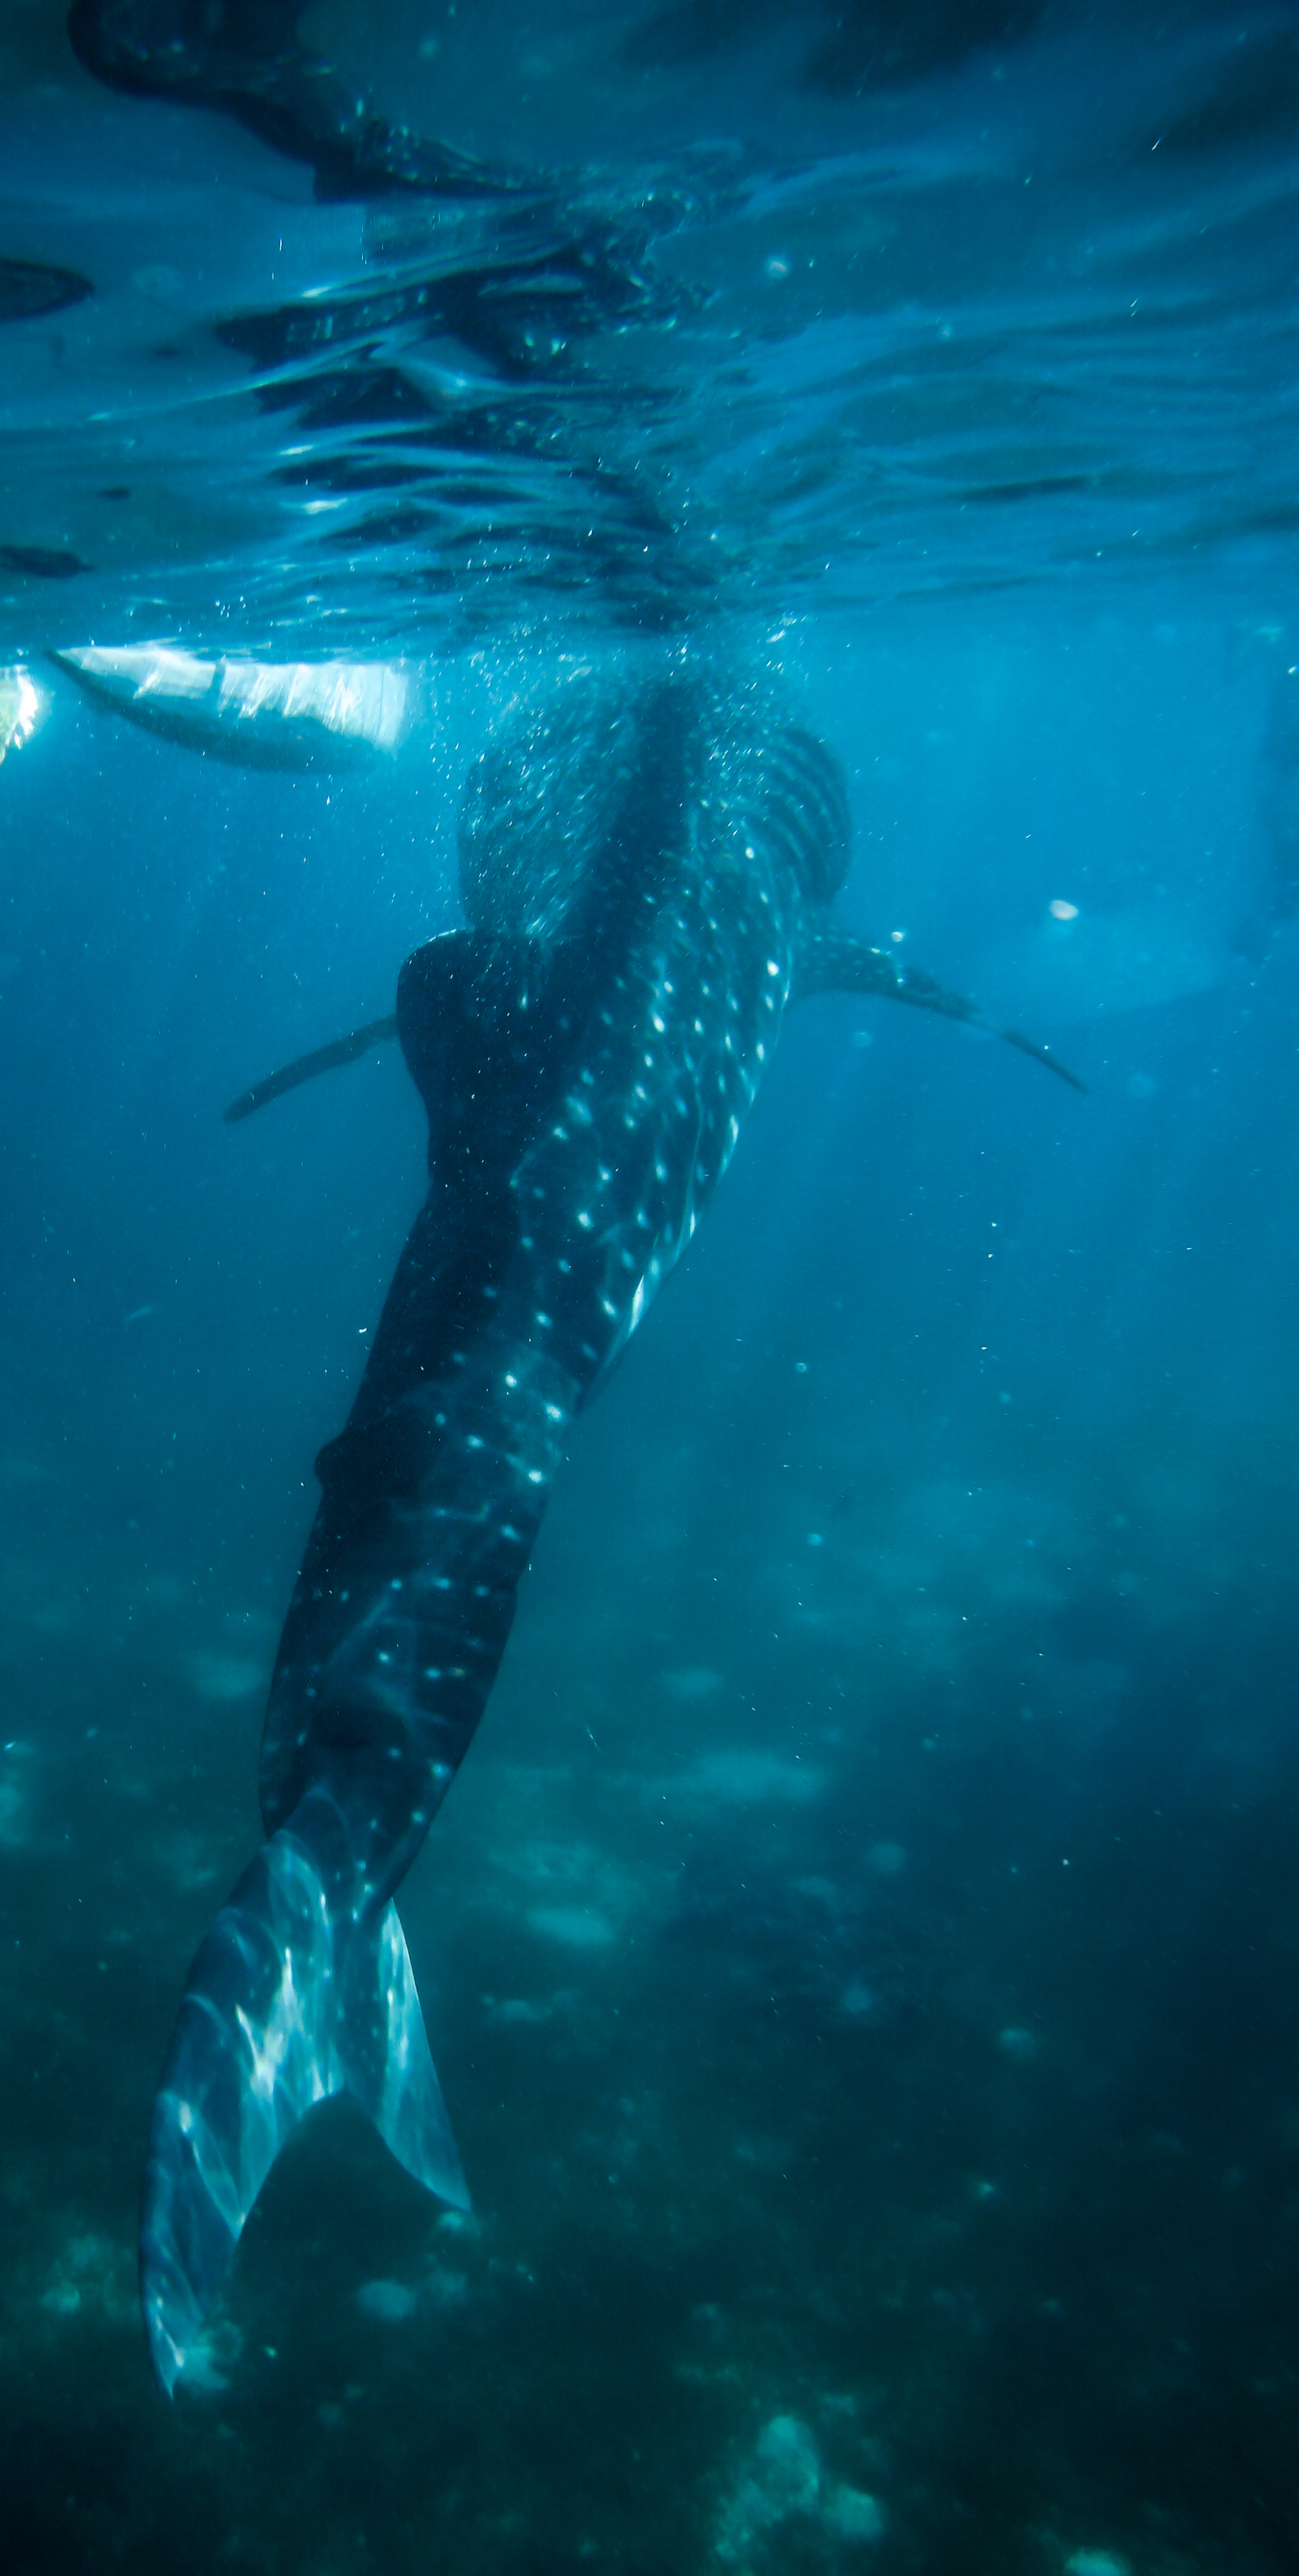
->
140, 1824, 468, 2396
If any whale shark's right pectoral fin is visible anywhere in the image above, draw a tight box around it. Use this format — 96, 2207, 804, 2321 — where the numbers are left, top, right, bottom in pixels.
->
141, 1828, 466, 2397
796, 925, 1088, 1091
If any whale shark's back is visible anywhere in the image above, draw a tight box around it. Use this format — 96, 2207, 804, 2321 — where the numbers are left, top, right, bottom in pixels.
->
457, 665, 851, 943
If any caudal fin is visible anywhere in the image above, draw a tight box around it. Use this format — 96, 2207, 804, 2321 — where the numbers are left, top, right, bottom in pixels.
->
140, 1828, 468, 2396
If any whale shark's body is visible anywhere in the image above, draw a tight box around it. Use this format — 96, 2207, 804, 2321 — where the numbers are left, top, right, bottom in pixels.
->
142, 668, 1080, 2393
142, 668, 850, 2388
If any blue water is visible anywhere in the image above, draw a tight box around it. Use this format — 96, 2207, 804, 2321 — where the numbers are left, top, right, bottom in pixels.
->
2, 5, 1299, 2571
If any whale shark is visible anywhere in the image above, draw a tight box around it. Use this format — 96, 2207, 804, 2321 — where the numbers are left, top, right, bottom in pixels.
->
140, 663, 1081, 2393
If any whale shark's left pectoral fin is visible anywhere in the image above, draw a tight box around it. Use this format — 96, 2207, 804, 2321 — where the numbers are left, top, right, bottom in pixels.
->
795, 925, 1087, 1092
222, 1016, 399, 1123
141, 1830, 467, 2397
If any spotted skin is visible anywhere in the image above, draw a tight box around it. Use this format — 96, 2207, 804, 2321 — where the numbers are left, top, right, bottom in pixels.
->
145, 665, 1063, 2393
141, 669, 852, 2386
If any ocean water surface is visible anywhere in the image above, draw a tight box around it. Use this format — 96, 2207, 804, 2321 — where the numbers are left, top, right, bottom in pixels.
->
2, 5, 1298, 2573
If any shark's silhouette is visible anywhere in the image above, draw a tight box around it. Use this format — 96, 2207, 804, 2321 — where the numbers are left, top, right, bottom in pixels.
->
141, 665, 1081, 2392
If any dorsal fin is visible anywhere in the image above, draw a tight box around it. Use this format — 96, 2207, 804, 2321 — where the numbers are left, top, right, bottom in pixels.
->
794, 925, 1087, 1093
